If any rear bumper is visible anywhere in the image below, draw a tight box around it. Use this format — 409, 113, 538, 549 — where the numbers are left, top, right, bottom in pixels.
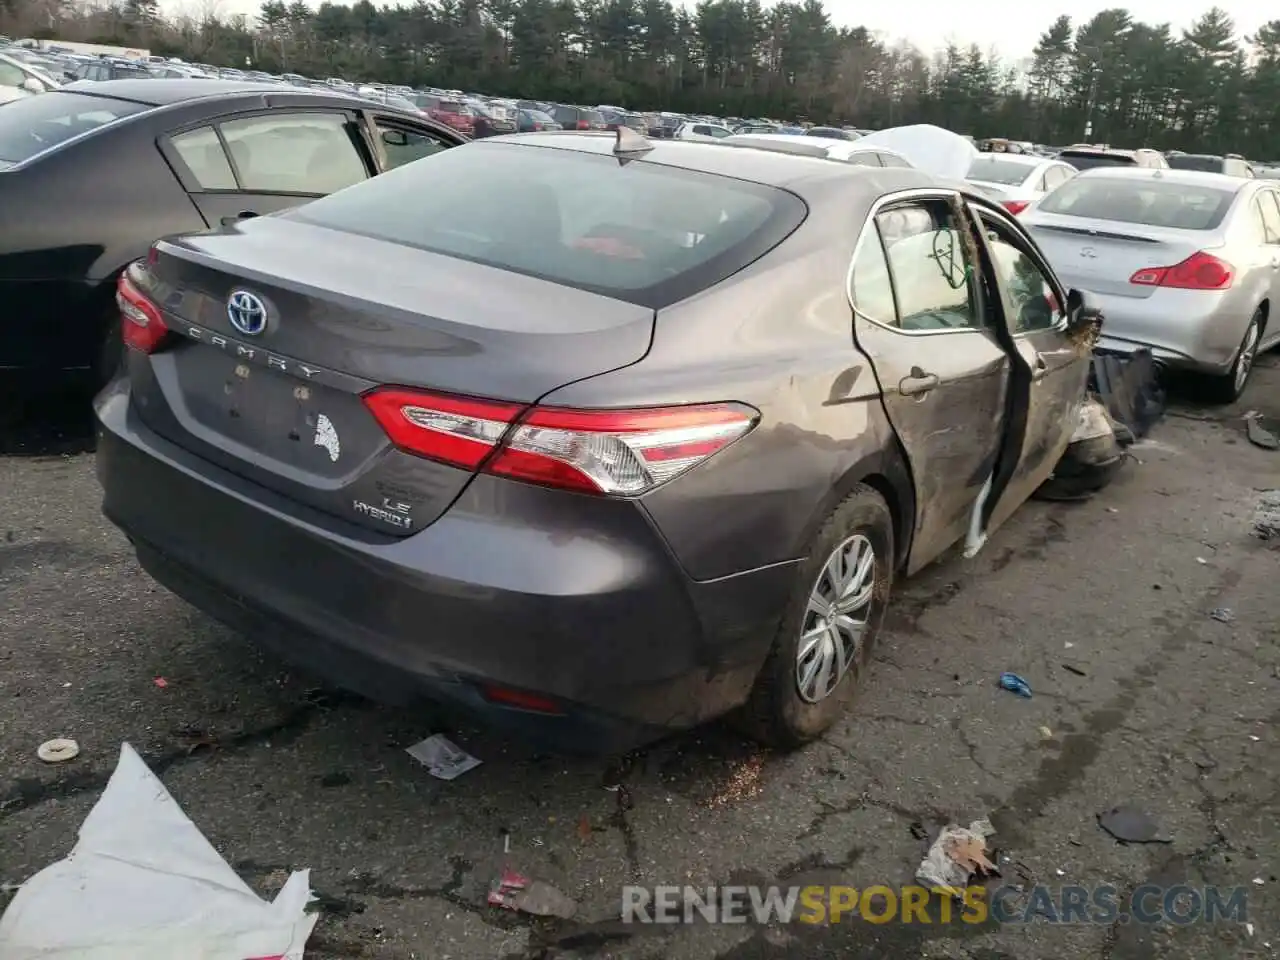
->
95, 384, 794, 753
1089, 291, 1249, 375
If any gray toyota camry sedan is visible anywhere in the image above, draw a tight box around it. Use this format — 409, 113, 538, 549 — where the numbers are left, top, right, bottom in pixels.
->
95, 129, 1097, 753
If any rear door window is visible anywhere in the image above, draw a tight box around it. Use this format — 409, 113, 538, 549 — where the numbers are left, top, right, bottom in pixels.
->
169, 125, 237, 189
1257, 192, 1280, 243
0, 61, 25, 87
0, 91, 147, 164
218, 112, 368, 195
287, 140, 806, 309
873, 200, 983, 332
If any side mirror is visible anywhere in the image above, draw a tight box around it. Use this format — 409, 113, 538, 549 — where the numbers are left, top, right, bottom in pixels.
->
1065, 287, 1104, 345
20, 77, 45, 94
381, 129, 409, 148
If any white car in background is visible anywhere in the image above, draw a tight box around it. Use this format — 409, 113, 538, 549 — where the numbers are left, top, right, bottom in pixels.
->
674, 121, 735, 141
724, 133, 914, 168
0, 52, 61, 104
966, 152, 1078, 215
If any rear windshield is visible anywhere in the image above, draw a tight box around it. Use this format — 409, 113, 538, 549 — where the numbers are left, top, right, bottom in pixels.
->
1057, 151, 1136, 170
967, 157, 1036, 185
0, 91, 146, 164
1037, 177, 1237, 230
288, 140, 806, 308
1166, 154, 1225, 172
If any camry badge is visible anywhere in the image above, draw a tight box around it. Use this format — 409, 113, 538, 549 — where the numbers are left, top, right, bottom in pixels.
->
227, 289, 269, 336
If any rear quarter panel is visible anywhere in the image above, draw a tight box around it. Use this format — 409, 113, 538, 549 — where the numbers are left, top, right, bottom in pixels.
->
540, 178, 916, 582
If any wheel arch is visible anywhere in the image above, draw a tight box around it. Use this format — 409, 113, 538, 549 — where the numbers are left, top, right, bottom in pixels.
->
791, 441, 916, 575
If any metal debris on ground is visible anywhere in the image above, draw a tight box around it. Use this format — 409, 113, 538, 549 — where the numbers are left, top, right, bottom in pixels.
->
1252, 490, 1280, 541
916, 819, 998, 896
1061, 663, 1087, 677
488, 868, 577, 919
36, 738, 79, 763
0, 743, 317, 958
998, 672, 1033, 698
405, 734, 481, 780
1244, 412, 1279, 451
1097, 805, 1171, 844
1209, 608, 1236, 623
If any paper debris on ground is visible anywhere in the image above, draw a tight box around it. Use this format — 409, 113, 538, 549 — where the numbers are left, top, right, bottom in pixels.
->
0, 743, 317, 960
405, 733, 481, 780
916, 819, 998, 896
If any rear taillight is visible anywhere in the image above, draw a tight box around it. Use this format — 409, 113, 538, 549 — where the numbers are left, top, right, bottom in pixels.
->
1130, 251, 1234, 290
362, 388, 758, 496
1001, 200, 1029, 215
116, 270, 170, 354
576, 120, 589, 130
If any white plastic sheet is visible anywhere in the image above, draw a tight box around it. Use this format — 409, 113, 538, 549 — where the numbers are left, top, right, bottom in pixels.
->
856, 124, 978, 180
0, 743, 317, 960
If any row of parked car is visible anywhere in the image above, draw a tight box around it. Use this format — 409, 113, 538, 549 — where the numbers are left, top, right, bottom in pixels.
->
2, 75, 1274, 753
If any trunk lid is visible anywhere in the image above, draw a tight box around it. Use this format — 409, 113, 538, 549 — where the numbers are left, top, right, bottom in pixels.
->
1021, 212, 1211, 299
133, 216, 655, 537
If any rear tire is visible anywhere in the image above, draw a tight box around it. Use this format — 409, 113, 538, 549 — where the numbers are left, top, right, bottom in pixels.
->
1207, 311, 1261, 404
735, 485, 895, 748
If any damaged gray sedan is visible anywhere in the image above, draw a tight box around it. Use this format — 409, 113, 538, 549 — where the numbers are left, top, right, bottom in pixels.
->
95, 129, 1100, 754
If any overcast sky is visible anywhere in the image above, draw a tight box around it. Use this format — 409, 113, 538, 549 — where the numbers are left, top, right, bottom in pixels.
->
160, 0, 1268, 61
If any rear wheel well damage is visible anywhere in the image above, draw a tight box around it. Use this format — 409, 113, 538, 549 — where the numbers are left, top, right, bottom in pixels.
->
1257, 299, 1269, 338
793, 445, 916, 575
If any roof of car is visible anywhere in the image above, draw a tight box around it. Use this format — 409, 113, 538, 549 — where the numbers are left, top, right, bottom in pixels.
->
59, 78, 350, 106
484, 130, 931, 194
1073, 166, 1250, 188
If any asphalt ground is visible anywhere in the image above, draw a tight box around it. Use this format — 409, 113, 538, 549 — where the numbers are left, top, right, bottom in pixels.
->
1, 354, 1278, 960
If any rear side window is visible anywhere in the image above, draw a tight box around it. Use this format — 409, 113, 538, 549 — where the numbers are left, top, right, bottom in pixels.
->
288, 140, 806, 308
170, 125, 236, 189
219, 112, 367, 195
0, 91, 147, 164
878, 152, 910, 168
1037, 177, 1237, 229
1057, 152, 1136, 170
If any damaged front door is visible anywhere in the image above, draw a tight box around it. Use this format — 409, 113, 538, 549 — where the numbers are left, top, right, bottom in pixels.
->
971, 204, 1089, 534
848, 192, 1010, 574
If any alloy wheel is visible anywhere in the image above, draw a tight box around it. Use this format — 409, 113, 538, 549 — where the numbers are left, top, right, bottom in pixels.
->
796, 533, 875, 703
1235, 319, 1260, 396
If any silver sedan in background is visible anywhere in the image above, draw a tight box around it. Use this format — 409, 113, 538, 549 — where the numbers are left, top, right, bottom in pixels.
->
965, 153, 1077, 216
1022, 167, 1280, 400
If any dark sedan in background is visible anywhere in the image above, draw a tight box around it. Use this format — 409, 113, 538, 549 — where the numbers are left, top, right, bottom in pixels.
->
95, 129, 1097, 754
0, 79, 465, 390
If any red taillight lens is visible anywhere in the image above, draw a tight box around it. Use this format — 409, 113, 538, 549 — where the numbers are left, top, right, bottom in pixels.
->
1001, 200, 1029, 215
576, 120, 589, 130
362, 388, 758, 496
1130, 251, 1234, 290
479, 683, 565, 714
116, 271, 170, 354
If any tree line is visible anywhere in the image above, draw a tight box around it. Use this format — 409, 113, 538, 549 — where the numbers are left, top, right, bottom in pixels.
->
5, 0, 1280, 159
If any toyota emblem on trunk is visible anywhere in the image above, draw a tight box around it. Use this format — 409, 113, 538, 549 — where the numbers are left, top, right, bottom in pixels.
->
1079, 247, 1097, 259
227, 290, 269, 336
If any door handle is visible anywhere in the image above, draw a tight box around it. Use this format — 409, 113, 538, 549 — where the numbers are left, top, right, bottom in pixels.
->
1271, 257, 1279, 270
221, 211, 257, 226
899, 372, 939, 396
1031, 354, 1049, 381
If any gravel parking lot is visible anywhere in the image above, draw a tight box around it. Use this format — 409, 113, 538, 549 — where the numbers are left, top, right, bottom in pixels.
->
2, 357, 1278, 960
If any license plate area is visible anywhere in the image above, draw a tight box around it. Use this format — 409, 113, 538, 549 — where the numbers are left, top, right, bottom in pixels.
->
171, 345, 378, 477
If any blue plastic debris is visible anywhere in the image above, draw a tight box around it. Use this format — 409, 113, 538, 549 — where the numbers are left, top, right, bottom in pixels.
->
999, 672, 1033, 698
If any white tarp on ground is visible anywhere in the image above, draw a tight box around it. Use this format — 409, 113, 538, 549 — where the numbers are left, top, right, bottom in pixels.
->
856, 124, 978, 180
0, 743, 317, 960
